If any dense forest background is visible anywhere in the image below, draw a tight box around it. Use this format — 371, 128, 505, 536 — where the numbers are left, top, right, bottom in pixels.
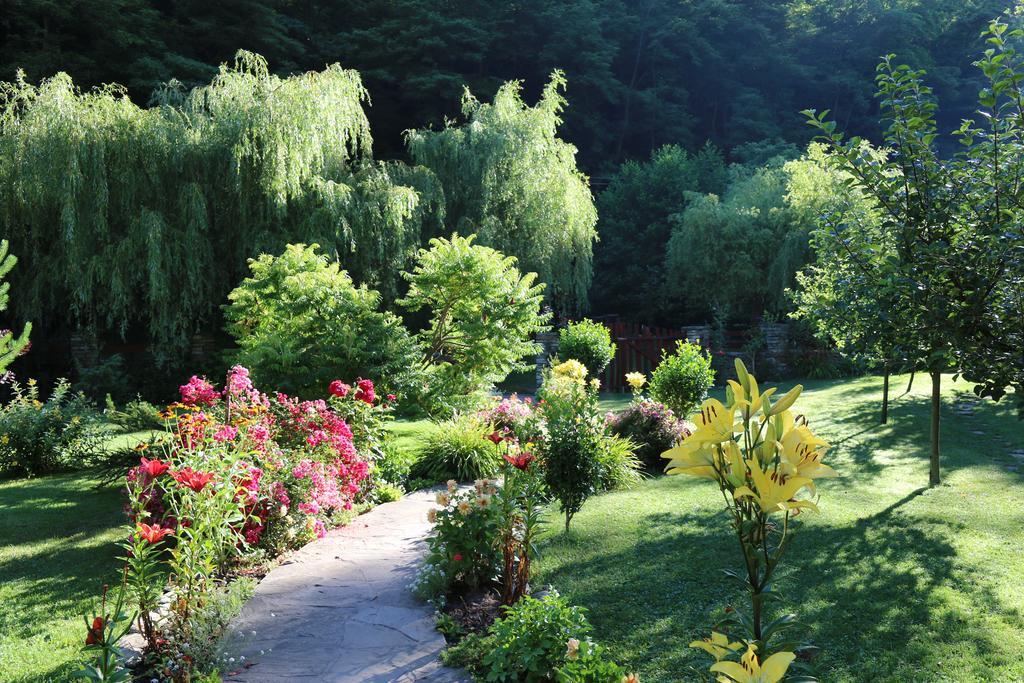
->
2, 0, 1010, 171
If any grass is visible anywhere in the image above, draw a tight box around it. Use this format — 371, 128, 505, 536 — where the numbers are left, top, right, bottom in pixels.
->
0, 426, 156, 682
535, 374, 1024, 682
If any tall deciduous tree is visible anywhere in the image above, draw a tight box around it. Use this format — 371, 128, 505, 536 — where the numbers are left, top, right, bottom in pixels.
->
0, 52, 440, 357
0, 240, 30, 372
802, 21, 1024, 485
406, 73, 598, 315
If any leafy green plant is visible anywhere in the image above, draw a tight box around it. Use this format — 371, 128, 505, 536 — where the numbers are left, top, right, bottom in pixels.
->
410, 415, 503, 483
0, 239, 30, 372
597, 432, 643, 491
225, 243, 423, 400
480, 593, 621, 682
0, 378, 104, 477
557, 319, 615, 378
539, 363, 605, 531
399, 234, 550, 415
104, 395, 163, 432
648, 341, 715, 419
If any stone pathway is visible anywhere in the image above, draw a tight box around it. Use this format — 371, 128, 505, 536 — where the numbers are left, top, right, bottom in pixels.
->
224, 489, 467, 682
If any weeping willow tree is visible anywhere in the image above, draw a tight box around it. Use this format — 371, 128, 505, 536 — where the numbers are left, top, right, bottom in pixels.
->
0, 51, 442, 357
0, 240, 31, 371
406, 72, 597, 315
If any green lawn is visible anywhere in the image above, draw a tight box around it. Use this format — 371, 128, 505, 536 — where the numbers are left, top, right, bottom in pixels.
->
535, 374, 1024, 682
0, 471, 126, 682
0, 427, 155, 682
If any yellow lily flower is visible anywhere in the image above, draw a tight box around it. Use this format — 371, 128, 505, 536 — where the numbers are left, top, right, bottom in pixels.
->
662, 439, 721, 479
732, 456, 818, 514
777, 411, 836, 491
690, 631, 743, 661
710, 644, 795, 683
689, 398, 740, 445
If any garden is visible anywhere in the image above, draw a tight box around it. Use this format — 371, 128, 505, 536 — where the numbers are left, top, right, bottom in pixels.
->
3, 3, 1024, 683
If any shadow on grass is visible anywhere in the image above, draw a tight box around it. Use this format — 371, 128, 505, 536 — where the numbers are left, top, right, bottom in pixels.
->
539, 488, 1019, 681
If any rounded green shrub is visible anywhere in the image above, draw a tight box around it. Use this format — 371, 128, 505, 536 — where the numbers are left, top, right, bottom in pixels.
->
557, 319, 615, 377
409, 415, 502, 483
648, 341, 715, 419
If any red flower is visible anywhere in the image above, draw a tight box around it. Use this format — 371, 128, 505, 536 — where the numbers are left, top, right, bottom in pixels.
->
85, 616, 104, 645
453, 553, 463, 562
137, 523, 174, 544
170, 467, 215, 492
354, 378, 375, 404
386, 394, 396, 402
328, 380, 350, 398
486, 431, 504, 445
140, 456, 169, 478
503, 452, 535, 471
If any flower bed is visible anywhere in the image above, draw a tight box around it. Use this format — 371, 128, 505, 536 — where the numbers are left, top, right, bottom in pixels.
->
77, 366, 392, 681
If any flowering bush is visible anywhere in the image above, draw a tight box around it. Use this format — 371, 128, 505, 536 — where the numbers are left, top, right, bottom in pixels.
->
607, 398, 690, 470
0, 377, 104, 477
419, 479, 504, 595
79, 366, 391, 681
476, 393, 547, 445
665, 360, 833, 681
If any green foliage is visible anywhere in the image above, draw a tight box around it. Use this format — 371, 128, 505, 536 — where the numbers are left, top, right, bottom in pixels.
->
103, 395, 163, 432
420, 481, 504, 595
538, 369, 605, 530
0, 53, 439, 357
648, 341, 715, 418
664, 159, 813, 322
596, 433, 644, 491
410, 415, 503, 483
0, 240, 30, 372
593, 144, 727, 323
480, 593, 614, 682
406, 74, 598, 314
182, 578, 257, 676
558, 319, 616, 378
400, 234, 551, 415
373, 442, 417, 489
225, 243, 423, 399
0, 379, 104, 477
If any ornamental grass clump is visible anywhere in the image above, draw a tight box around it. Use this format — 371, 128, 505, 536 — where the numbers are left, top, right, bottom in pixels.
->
664, 359, 834, 682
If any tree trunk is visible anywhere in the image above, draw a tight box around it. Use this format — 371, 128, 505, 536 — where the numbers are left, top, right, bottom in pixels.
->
929, 370, 941, 487
880, 368, 890, 424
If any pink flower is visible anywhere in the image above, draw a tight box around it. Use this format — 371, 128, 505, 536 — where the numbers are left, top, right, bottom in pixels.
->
179, 376, 219, 406
453, 553, 464, 562
314, 520, 327, 538
354, 378, 375, 404
328, 380, 350, 398
248, 423, 271, 443
213, 425, 238, 442
386, 394, 396, 403
298, 501, 321, 515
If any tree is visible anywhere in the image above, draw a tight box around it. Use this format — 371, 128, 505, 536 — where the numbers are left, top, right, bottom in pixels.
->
224, 244, 423, 400
0, 52, 439, 358
788, 143, 911, 424
406, 73, 598, 315
0, 240, 30, 372
803, 21, 1024, 485
592, 143, 726, 324
399, 234, 551, 415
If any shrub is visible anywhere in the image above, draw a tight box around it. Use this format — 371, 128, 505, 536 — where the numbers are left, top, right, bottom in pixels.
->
538, 366, 605, 530
608, 399, 691, 470
0, 378, 104, 477
480, 593, 625, 682
104, 395, 164, 432
410, 415, 503, 483
225, 243, 424, 401
558, 319, 615, 377
373, 441, 416, 489
649, 340, 715, 418
399, 234, 551, 415
419, 479, 504, 596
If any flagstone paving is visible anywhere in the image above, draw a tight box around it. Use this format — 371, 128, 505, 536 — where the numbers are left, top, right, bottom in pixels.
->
224, 489, 467, 682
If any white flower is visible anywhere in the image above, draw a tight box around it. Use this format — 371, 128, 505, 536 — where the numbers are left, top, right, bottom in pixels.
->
566, 638, 581, 660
